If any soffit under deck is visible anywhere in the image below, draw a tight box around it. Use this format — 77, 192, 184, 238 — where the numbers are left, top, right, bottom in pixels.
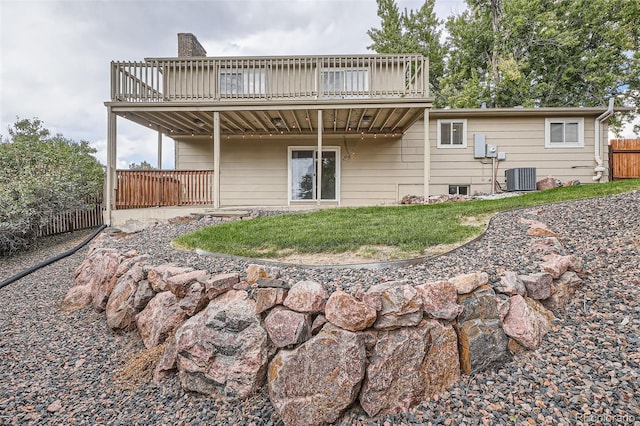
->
109, 101, 431, 138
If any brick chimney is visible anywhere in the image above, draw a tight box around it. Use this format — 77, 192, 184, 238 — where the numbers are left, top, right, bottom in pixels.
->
178, 33, 207, 57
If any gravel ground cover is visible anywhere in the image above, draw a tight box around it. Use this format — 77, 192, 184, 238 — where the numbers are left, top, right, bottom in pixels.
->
1, 191, 639, 425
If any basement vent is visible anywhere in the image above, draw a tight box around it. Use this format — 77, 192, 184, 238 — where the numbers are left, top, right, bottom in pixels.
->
505, 167, 537, 192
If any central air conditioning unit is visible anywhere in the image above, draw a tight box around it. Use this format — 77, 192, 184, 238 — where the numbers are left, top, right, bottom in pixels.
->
505, 167, 537, 192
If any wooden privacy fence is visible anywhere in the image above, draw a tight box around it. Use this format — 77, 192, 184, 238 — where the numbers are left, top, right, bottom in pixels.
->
609, 139, 640, 181
116, 170, 214, 209
39, 196, 104, 237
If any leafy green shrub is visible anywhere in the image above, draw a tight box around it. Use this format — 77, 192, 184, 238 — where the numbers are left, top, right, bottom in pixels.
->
0, 118, 104, 255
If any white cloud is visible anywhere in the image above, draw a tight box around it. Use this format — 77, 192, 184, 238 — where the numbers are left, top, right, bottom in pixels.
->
1, 0, 466, 169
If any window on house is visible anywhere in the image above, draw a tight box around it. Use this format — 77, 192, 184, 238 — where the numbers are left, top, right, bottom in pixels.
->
437, 119, 467, 148
545, 118, 584, 147
219, 68, 266, 96
321, 68, 369, 96
449, 185, 469, 196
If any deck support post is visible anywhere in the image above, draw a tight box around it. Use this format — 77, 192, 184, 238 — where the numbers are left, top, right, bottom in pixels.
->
213, 111, 221, 209
317, 109, 323, 206
157, 126, 163, 170
105, 107, 117, 226
423, 108, 430, 200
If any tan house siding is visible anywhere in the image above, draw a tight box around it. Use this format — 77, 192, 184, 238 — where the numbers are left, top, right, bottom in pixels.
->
429, 115, 601, 195
175, 138, 213, 170
340, 126, 424, 205
175, 133, 426, 207
174, 113, 607, 206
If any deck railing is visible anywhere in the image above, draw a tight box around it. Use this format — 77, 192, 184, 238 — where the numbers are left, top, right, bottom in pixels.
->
111, 55, 428, 102
115, 170, 214, 209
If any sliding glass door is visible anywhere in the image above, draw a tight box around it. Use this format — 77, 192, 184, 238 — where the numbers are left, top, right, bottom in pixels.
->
289, 149, 338, 202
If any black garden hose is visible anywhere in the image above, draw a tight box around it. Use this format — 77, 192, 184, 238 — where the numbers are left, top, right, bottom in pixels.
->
0, 224, 107, 290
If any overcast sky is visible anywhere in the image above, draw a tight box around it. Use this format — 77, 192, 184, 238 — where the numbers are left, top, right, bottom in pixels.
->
1, 0, 472, 169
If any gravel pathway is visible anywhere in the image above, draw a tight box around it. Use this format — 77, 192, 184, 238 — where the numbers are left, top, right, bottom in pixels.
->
1, 191, 639, 425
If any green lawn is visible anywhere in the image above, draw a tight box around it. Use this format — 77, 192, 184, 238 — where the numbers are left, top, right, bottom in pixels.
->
173, 179, 640, 260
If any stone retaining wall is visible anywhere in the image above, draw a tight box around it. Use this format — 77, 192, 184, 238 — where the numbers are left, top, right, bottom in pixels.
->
64, 218, 583, 426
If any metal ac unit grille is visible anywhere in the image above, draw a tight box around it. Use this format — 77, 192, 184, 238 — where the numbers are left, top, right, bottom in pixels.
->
505, 167, 536, 191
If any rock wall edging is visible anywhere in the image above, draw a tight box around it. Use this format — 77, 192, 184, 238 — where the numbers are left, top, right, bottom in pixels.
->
64, 216, 584, 426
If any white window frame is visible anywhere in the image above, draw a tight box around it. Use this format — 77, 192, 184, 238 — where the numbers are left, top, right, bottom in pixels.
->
219, 68, 266, 96
545, 118, 584, 148
287, 146, 341, 204
437, 119, 468, 148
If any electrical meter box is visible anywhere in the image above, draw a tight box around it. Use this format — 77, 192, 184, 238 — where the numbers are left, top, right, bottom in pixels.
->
486, 144, 498, 158
474, 134, 486, 158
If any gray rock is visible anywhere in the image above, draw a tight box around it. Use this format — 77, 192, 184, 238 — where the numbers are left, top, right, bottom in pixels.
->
457, 317, 509, 375
456, 285, 499, 324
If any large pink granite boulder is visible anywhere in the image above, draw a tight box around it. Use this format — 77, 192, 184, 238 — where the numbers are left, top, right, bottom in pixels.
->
136, 291, 187, 348
105, 261, 148, 330
416, 280, 463, 320
65, 248, 121, 308
63, 284, 93, 307
359, 319, 460, 417
367, 281, 423, 330
263, 307, 312, 348
147, 265, 194, 293
526, 221, 558, 238
536, 176, 560, 190
178, 281, 209, 316
542, 271, 583, 311
202, 273, 239, 300
539, 254, 572, 279
502, 295, 555, 350
92, 252, 144, 311
448, 272, 489, 295
325, 290, 377, 331
246, 264, 280, 284
495, 271, 526, 296
519, 273, 553, 300
175, 290, 269, 399
165, 270, 209, 298
283, 280, 328, 313
255, 287, 288, 314
530, 237, 564, 256
268, 323, 365, 426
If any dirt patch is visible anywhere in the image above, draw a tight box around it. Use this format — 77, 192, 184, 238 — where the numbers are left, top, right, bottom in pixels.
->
462, 214, 491, 227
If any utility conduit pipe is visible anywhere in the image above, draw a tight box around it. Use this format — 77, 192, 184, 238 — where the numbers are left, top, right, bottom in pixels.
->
593, 98, 615, 182
0, 224, 107, 290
